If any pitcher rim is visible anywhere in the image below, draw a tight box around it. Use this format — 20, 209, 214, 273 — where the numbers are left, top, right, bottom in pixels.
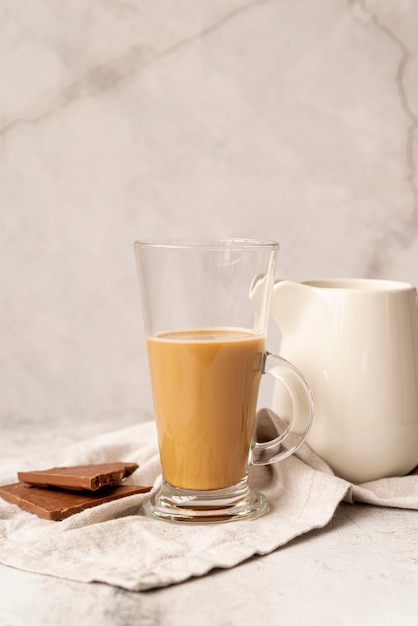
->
301, 278, 414, 292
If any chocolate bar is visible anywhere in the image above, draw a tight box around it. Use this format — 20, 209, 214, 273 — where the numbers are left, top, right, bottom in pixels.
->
0, 481, 152, 521
18, 462, 139, 491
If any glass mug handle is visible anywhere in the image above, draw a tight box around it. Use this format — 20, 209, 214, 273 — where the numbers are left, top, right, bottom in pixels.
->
252, 352, 314, 465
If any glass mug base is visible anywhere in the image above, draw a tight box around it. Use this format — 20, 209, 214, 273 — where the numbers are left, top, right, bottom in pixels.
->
142, 479, 269, 524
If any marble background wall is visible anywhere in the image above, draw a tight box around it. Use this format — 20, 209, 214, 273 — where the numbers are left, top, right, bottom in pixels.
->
1, 0, 417, 429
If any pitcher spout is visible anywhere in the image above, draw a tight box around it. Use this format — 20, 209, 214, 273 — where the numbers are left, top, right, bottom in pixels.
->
270, 280, 311, 334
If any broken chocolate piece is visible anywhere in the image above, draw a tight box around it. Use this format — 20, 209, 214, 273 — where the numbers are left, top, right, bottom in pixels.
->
18, 462, 139, 491
0, 482, 152, 521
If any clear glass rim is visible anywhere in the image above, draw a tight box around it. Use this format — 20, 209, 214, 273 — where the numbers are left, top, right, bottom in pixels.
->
133, 237, 279, 251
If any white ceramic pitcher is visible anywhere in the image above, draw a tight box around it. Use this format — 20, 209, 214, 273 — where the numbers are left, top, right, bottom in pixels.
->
270, 278, 418, 483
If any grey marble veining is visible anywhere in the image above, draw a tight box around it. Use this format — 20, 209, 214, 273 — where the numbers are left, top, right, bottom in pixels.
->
1, 0, 418, 423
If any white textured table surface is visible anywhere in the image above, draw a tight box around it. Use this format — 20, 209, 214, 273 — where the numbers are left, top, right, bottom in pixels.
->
1, 413, 417, 626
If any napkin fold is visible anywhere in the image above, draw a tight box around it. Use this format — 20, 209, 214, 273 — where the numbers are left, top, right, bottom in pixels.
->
0, 410, 417, 591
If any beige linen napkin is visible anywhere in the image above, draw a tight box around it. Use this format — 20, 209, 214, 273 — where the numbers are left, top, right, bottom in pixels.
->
0, 410, 417, 591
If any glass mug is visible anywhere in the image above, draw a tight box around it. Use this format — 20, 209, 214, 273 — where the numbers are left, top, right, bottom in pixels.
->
134, 239, 314, 523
